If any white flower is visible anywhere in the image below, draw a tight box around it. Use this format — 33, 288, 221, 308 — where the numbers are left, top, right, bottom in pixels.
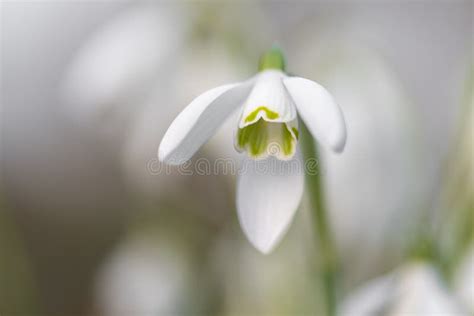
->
340, 262, 468, 316
159, 48, 346, 253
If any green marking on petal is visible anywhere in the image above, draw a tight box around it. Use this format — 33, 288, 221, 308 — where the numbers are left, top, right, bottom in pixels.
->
258, 46, 286, 72
292, 127, 299, 140
282, 125, 296, 156
244, 106, 280, 123
237, 118, 299, 159
237, 118, 268, 157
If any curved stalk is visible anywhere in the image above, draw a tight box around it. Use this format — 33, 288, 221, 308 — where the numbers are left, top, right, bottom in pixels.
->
300, 122, 338, 316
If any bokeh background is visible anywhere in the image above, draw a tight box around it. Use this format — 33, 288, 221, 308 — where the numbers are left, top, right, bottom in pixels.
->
1, 1, 472, 315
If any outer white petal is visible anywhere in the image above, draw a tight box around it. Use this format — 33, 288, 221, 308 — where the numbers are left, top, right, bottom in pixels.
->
159, 81, 253, 165
236, 154, 304, 254
390, 263, 467, 316
284, 77, 346, 152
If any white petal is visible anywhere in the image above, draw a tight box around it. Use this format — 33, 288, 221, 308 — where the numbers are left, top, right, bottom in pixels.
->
340, 273, 396, 316
341, 262, 468, 316
159, 81, 253, 165
236, 154, 304, 253
391, 263, 467, 315
239, 70, 296, 127
284, 77, 346, 152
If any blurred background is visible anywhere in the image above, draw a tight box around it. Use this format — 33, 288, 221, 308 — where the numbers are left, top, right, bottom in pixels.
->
0, 1, 472, 315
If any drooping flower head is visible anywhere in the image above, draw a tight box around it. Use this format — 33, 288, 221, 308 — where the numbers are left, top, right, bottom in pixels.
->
159, 47, 346, 253
236, 48, 298, 161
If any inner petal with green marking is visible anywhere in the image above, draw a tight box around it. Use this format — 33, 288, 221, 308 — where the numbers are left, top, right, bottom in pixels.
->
236, 118, 299, 160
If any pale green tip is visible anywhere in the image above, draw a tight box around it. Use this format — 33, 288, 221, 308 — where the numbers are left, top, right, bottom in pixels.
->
258, 46, 286, 72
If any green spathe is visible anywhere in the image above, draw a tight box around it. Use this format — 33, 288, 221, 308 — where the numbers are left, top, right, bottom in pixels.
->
258, 47, 286, 72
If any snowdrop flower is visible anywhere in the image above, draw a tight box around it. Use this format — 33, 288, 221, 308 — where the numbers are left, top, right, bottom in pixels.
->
340, 262, 467, 316
159, 47, 346, 253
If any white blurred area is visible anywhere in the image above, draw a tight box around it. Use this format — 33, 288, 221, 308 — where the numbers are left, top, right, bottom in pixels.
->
292, 40, 426, 285
1, 1, 472, 315
210, 205, 319, 316
62, 4, 186, 144
95, 233, 192, 316
455, 245, 474, 313
341, 262, 468, 315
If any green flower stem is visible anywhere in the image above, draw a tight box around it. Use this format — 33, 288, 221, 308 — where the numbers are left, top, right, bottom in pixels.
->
300, 122, 338, 316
